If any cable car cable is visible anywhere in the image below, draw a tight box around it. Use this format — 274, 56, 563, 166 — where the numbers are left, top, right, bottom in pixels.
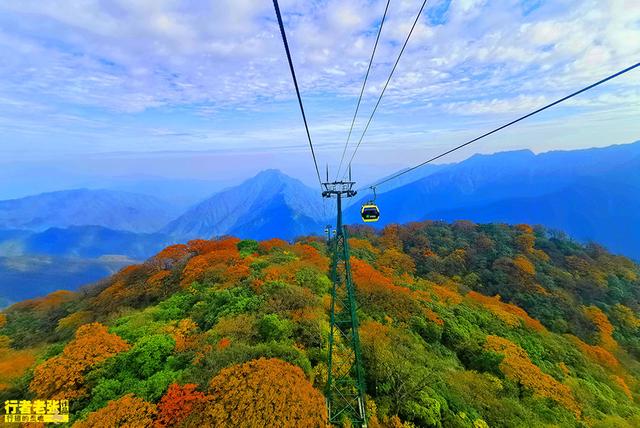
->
369, 61, 640, 190
272, 0, 323, 186
344, 0, 429, 177
335, 0, 391, 180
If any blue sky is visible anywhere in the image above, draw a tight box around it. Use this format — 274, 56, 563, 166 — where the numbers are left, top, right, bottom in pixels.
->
0, 0, 639, 197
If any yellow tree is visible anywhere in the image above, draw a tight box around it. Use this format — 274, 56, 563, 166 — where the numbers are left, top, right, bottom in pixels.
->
583, 306, 617, 350
196, 358, 327, 427
485, 335, 580, 417
30, 323, 129, 399
73, 394, 156, 428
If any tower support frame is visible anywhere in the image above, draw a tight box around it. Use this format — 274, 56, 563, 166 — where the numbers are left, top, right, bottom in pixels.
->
322, 180, 367, 427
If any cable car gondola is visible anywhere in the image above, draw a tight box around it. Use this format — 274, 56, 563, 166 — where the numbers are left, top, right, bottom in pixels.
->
361, 203, 380, 222
361, 186, 380, 222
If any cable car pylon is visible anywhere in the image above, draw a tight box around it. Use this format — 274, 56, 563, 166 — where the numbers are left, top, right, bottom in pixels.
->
322, 165, 367, 427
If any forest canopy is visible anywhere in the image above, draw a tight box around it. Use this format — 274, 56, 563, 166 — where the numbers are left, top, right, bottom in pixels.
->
1, 220, 640, 427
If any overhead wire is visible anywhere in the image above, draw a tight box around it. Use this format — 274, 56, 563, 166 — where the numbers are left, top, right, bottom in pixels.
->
369, 61, 640, 190
272, 0, 323, 187
335, 0, 391, 180
343, 0, 429, 178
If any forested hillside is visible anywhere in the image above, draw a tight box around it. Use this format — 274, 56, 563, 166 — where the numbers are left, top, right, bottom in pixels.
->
2, 221, 640, 427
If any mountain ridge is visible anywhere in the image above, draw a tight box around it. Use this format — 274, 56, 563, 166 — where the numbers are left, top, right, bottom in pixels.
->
0, 188, 178, 233
1, 141, 640, 303
345, 140, 640, 259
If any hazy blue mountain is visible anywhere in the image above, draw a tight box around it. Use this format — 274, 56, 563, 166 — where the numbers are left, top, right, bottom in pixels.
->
228, 193, 322, 241
361, 163, 448, 194
163, 169, 329, 241
0, 170, 328, 303
92, 175, 235, 210
0, 189, 178, 233
2, 142, 640, 304
0, 225, 172, 259
345, 141, 640, 259
0, 254, 135, 306
0, 225, 171, 305
429, 179, 640, 259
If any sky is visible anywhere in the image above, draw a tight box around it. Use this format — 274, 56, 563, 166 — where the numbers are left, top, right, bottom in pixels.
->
0, 0, 639, 198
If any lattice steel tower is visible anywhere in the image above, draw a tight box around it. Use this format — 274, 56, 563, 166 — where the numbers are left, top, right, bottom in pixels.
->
322, 174, 367, 427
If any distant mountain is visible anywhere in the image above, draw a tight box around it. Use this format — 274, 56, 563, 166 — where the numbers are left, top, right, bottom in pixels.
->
0, 171, 329, 303
0, 254, 134, 305
93, 175, 235, 210
0, 189, 178, 233
2, 142, 640, 304
430, 179, 640, 259
4, 225, 172, 259
361, 163, 448, 194
0, 225, 171, 305
345, 141, 640, 259
163, 169, 329, 241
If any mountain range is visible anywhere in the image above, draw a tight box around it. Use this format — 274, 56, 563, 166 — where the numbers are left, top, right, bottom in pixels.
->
0, 188, 178, 233
345, 142, 640, 260
1, 140, 639, 303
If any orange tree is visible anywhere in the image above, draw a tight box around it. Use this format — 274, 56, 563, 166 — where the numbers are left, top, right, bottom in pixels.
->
350, 258, 419, 320
484, 335, 580, 417
154, 383, 209, 427
30, 323, 129, 399
193, 358, 327, 427
73, 394, 156, 428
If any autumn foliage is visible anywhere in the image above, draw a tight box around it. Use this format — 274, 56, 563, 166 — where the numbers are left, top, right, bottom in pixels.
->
11, 290, 76, 312
513, 255, 536, 276
431, 282, 464, 305
258, 238, 289, 253
180, 243, 249, 288
570, 335, 620, 368
164, 318, 200, 352
198, 358, 327, 427
350, 258, 418, 319
291, 243, 327, 265
73, 394, 157, 428
156, 244, 190, 259
30, 323, 129, 399
583, 306, 617, 350
467, 291, 544, 332
612, 375, 633, 399
0, 347, 36, 391
188, 237, 241, 255
2, 222, 640, 427
485, 335, 580, 416
91, 264, 149, 312
154, 383, 209, 427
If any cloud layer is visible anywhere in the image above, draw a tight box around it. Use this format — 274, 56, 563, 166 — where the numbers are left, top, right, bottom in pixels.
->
0, 0, 639, 185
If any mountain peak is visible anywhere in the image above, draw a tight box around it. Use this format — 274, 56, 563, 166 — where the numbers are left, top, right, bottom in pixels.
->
162, 168, 325, 241
255, 168, 286, 178
244, 169, 298, 188
252, 169, 293, 181
466, 149, 536, 163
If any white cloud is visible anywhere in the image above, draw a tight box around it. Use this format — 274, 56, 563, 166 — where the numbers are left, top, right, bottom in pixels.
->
443, 94, 550, 115
1, 0, 638, 113
0, 0, 638, 173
